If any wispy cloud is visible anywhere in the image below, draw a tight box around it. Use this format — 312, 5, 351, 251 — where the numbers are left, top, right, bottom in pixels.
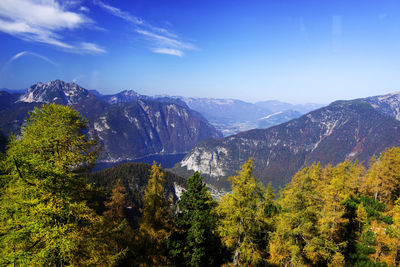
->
94, 0, 195, 57
6, 51, 58, 66
72, 74, 85, 83
152, 48, 183, 57
0, 0, 105, 54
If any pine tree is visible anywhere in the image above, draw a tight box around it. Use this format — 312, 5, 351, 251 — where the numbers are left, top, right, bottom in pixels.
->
216, 159, 271, 266
356, 202, 367, 231
363, 147, 400, 206
269, 164, 323, 266
104, 178, 127, 224
0, 104, 114, 266
136, 162, 174, 266
269, 162, 363, 266
103, 178, 133, 265
171, 171, 223, 267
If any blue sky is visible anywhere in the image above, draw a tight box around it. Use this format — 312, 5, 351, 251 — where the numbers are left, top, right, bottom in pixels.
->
1, 0, 400, 104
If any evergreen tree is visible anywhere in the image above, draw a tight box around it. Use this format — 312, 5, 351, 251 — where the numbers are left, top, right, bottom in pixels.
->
103, 178, 134, 266
363, 147, 400, 206
136, 162, 174, 266
0, 103, 114, 266
269, 164, 323, 266
104, 178, 128, 224
269, 162, 364, 266
216, 159, 271, 266
170, 171, 223, 267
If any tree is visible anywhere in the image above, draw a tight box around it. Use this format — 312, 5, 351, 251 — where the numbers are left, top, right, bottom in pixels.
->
104, 178, 128, 224
363, 147, 400, 206
103, 178, 134, 265
269, 164, 323, 266
216, 159, 271, 266
269, 162, 364, 266
135, 162, 174, 266
0, 104, 114, 266
170, 171, 224, 267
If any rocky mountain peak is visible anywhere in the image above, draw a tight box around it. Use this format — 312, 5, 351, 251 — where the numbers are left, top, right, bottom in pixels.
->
18, 80, 89, 105
365, 92, 400, 121
104, 89, 149, 104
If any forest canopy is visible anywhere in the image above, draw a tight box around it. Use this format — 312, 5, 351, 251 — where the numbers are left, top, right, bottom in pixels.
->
1, 104, 400, 266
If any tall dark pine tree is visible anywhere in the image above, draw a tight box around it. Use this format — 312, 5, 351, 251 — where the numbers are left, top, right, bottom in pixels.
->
173, 171, 224, 267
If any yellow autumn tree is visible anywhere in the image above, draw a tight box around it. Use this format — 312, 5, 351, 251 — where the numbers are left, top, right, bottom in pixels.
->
216, 159, 272, 266
362, 147, 400, 206
103, 178, 134, 265
269, 161, 364, 266
135, 162, 174, 266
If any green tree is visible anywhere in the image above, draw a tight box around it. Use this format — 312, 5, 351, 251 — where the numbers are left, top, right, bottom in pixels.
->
135, 162, 174, 266
170, 171, 224, 267
0, 103, 114, 266
216, 159, 272, 266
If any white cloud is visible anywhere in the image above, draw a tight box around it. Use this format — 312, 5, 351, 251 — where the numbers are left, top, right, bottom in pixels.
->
136, 29, 195, 50
93, 0, 143, 25
7, 51, 58, 66
72, 74, 85, 83
0, 0, 105, 54
78, 42, 106, 54
79, 6, 90, 12
152, 48, 183, 57
94, 0, 195, 57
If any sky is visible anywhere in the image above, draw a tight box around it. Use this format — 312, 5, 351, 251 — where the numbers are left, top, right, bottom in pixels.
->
1, 0, 400, 104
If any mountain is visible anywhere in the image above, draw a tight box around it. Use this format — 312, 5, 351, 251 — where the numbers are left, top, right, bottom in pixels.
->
102, 90, 149, 104
18, 80, 89, 105
172, 95, 400, 190
255, 100, 324, 114
85, 99, 222, 163
0, 80, 222, 168
177, 97, 319, 136
364, 92, 400, 120
257, 110, 302, 129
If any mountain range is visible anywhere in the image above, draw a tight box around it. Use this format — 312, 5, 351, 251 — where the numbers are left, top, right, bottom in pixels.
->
177, 97, 322, 136
172, 93, 400, 190
0, 80, 323, 169
0, 80, 221, 167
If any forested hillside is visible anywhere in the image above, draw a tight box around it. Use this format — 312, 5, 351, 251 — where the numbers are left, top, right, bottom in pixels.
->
173, 97, 400, 190
1, 104, 400, 266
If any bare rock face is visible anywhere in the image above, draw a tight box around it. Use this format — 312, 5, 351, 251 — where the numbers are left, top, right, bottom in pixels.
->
0, 80, 222, 166
18, 80, 89, 105
172, 99, 400, 190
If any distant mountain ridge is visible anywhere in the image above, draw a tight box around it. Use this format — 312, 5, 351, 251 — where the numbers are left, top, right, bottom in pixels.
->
10, 81, 324, 137
0, 80, 222, 167
96, 91, 318, 135
172, 93, 400, 190
173, 97, 323, 136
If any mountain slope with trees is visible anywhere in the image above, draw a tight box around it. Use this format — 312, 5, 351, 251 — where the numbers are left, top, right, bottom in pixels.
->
0, 80, 222, 167
173, 98, 400, 189
2, 103, 400, 266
